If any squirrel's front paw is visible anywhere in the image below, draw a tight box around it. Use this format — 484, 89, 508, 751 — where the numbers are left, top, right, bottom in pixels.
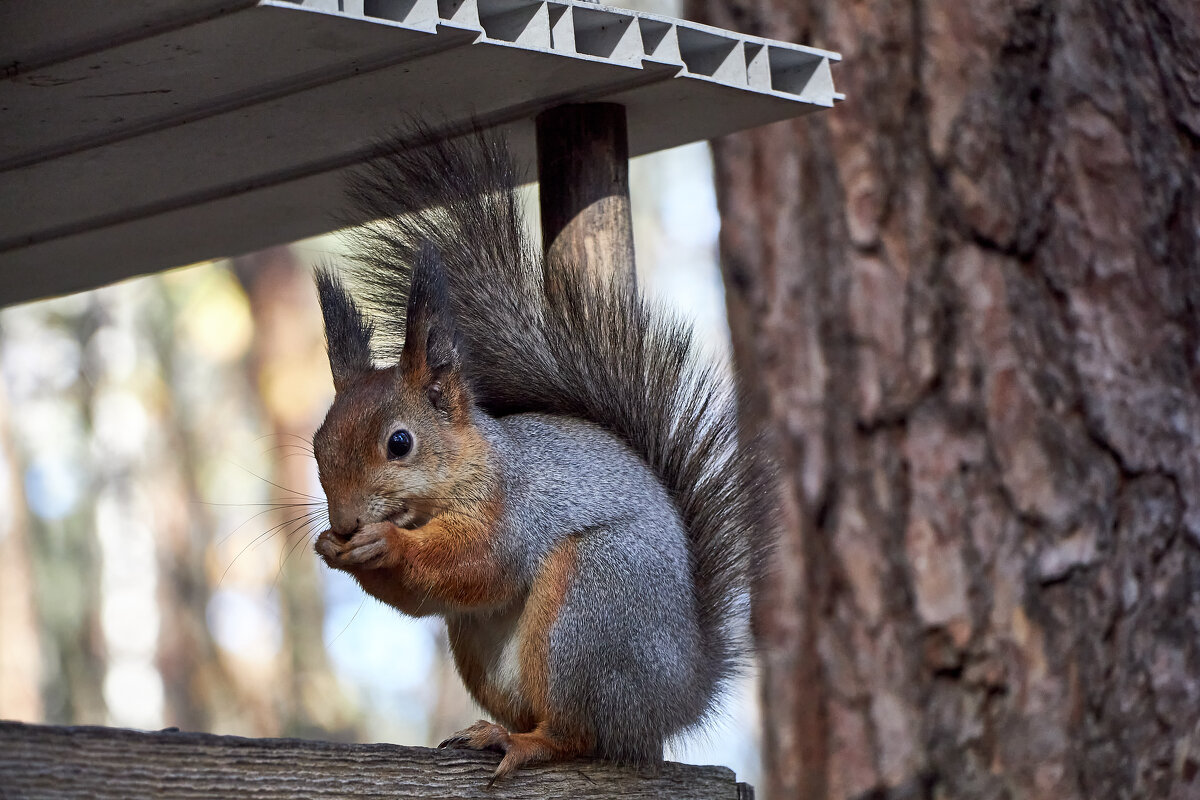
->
315, 523, 404, 570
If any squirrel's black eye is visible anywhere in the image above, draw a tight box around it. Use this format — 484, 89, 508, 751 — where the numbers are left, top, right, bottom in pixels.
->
387, 429, 413, 459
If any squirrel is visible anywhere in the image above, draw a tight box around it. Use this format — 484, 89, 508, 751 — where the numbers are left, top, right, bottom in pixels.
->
311, 127, 772, 779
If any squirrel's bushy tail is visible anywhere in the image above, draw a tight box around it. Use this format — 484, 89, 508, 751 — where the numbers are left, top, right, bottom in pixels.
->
344, 127, 773, 723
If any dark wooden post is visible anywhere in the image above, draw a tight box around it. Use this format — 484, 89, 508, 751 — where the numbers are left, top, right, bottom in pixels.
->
535, 103, 636, 282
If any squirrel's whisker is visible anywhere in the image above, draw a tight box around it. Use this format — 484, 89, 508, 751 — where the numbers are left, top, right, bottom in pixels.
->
219, 508, 327, 586
214, 503, 323, 548
231, 460, 323, 502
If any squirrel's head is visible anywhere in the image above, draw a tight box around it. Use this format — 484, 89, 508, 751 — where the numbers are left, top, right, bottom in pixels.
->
312, 246, 488, 539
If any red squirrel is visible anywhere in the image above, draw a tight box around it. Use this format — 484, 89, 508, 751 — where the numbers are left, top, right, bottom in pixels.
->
311, 129, 772, 779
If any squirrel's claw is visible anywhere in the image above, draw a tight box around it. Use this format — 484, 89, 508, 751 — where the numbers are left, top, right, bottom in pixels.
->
437, 732, 473, 749
438, 719, 510, 753
439, 721, 563, 782
438, 720, 518, 785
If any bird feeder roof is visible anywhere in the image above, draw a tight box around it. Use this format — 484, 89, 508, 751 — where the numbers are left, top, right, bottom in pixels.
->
0, 0, 841, 305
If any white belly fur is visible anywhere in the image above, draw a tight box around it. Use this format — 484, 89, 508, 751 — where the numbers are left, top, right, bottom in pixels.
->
454, 604, 532, 717
492, 625, 524, 700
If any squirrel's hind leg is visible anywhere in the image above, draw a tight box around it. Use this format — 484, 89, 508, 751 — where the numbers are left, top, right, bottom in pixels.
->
438, 720, 587, 781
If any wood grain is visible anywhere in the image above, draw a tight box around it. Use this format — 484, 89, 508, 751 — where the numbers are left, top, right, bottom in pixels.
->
536, 103, 636, 284
0, 721, 750, 799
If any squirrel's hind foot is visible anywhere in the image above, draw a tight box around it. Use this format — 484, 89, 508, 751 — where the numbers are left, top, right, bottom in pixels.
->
438, 719, 510, 753
438, 720, 586, 782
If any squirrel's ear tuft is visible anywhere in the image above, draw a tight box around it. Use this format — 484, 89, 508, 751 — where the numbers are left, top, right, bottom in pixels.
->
400, 243, 469, 417
315, 268, 374, 393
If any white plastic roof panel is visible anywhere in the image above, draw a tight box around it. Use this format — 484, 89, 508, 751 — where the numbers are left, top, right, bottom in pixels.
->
0, 0, 841, 305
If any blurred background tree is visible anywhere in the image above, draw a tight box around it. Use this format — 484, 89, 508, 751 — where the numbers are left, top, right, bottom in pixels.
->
687, 0, 1200, 798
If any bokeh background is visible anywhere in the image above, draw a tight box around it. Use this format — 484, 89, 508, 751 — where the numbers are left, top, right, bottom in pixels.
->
0, 138, 763, 785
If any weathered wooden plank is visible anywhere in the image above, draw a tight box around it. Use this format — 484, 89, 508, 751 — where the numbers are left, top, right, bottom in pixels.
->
0, 721, 748, 799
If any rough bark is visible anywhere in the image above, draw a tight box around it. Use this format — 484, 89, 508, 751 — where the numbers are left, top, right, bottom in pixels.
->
687, 1, 1200, 799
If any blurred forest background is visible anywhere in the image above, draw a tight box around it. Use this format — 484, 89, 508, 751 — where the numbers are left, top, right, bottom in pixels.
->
0, 139, 762, 781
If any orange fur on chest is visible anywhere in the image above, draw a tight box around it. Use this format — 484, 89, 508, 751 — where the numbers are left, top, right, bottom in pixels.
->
345, 492, 514, 615
405, 502, 512, 607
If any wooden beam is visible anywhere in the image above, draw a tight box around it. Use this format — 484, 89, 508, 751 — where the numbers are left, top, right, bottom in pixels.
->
0, 721, 754, 799
536, 103, 636, 283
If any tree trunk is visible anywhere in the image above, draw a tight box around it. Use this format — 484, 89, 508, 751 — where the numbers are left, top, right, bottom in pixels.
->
687, 1, 1200, 798
0, 379, 41, 722
150, 275, 236, 734
232, 247, 357, 740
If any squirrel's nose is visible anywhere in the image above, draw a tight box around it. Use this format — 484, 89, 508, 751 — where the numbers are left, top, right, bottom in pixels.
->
328, 508, 361, 540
